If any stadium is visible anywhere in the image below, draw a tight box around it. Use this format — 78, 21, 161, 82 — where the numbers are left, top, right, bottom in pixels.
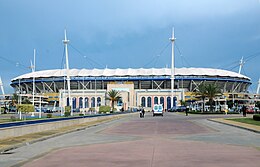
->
10, 67, 252, 111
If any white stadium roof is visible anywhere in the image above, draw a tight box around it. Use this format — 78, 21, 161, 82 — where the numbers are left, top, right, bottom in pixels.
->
12, 68, 250, 81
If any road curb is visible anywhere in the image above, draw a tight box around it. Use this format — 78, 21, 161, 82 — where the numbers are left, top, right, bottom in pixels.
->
208, 119, 260, 134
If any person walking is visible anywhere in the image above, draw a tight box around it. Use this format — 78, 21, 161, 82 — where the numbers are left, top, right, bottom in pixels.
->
185, 106, 189, 116
242, 105, 247, 117
142, 108, 145, 118
139, 109, 143, 118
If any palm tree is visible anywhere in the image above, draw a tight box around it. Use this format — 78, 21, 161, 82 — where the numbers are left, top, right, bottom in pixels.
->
194, 83, 222, 112
205, 84, 221, 112
106, 90, 121, 111
195, 83, 208, 112
9, 93, 18, 109
180, 100, 187, 106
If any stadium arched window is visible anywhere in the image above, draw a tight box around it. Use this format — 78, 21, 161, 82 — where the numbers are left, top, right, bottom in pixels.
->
154, 97, 158, 104
97, 97, 101, 107
147, 97, 152, 107
72, 97, 76, 109
85, 97, 89, 108
167, 97, 171, 109
79, 97, 83, 108
141, 97, 146, 107
160, 97, 164, 108
91, 97, 95, 108
173, 97, 177, 107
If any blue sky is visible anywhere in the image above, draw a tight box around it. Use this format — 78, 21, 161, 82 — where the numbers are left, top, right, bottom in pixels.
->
0, 0, 260, 93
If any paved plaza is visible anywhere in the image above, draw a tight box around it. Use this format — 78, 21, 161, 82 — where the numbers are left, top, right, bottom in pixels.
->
0, 112, 259, 167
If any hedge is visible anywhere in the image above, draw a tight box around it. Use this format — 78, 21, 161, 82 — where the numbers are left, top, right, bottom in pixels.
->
64, 111, 70, 117
46, 113, 52, 118
253, 114, 260, 121
99, 106, 111, 113
16, 104, 34, 113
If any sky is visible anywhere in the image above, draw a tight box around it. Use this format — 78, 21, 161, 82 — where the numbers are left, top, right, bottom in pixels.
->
0, 0, 260, 94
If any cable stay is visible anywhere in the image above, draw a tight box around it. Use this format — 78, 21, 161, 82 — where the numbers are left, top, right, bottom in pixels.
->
218, 51, 260, 72
143, 41, 171, 68
68, 43, 105, 69
60, 46, 66, 71
175, 42, 191, 67
0, 56, 28, 70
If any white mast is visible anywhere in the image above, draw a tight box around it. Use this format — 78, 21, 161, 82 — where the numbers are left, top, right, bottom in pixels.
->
30, 49, 36, 117
169, 27, 176, 108
0, 77, 5, 95
31, 49, 36, 106
257, 78, 260, 95
238, 57, 244, 74
63, 30, 73, 116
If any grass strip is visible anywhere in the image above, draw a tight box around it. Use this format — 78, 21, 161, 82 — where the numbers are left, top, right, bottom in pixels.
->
226, 118, 260, 126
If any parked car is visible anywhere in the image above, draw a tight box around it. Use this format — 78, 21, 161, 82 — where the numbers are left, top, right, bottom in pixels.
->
168, 106, 186, 112
45, 109, 53, 113
246, 106, 255, 114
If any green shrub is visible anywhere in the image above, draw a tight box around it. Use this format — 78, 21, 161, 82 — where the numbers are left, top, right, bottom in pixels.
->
88, 107, 95, 112
16, 104, 34, 113
10, 116, 17, 121
64, 111, 70, 117
253, 114, 260, 121
65, 106, 71, 113
46, 113, 52, 118
79, 113, 84, 116
99, 106, 111, 113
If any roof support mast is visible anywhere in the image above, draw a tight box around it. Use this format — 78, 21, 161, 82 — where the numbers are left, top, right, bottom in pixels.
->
170, 28, 176, 108
257, 78, 260, 95
63, 30, 73, 116
0, 77, 5, 95
30, 49, 36, 117
238, 57, 244, 74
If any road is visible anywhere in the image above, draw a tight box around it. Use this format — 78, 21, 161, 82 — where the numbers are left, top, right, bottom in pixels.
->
0, 112, 259, 167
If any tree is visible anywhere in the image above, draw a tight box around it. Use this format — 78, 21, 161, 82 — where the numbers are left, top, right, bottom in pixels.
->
256, 101, 260, 108
16, 104, 34, 115
22, 98, 32, 104
194, 83, 221, 112
180, 100, 187, 106
106, 90, 121, 111
16, 104, 34, 112
194, 83, 208, 112
12, 93, 18, 104
205, 84, 221, 112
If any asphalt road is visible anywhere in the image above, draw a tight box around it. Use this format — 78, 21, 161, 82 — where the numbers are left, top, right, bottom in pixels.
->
0, 112, 259, 167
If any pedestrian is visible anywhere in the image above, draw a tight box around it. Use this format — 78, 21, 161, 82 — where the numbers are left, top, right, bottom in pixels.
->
185, 106, 189, 116
242, 105, 247, 117
142, 108, 145, 118
139, 109, 143, 118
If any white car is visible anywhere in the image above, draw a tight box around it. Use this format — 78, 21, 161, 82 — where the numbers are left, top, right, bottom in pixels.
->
153, 104, 163, 116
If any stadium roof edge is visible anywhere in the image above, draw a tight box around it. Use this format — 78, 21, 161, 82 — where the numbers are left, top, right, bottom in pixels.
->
11, 67, 251, 81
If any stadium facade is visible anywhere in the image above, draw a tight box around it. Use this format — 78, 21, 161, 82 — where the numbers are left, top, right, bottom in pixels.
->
10, 67, 251, 111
